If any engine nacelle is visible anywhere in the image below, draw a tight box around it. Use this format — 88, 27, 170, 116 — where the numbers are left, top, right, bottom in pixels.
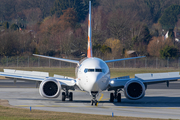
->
124, 80, 145, 100
39, 79, 61, 98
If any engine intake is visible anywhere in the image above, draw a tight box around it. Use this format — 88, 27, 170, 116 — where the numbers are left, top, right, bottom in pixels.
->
39, 79, 61, 98
124, 80, 145, 100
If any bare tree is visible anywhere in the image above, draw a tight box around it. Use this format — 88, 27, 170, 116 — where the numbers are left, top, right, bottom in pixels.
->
147, 36, 164, 57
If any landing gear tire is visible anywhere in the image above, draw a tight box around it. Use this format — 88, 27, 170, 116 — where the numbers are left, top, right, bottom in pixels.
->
62, 92, 66, 101
117, 93, 121, 102
110, 93, 114, 102
91, 100, 94, 106
69, 92, 73, 101
90, 91, 98, 106
95, 100, 98, 106
91, 100, 98, 106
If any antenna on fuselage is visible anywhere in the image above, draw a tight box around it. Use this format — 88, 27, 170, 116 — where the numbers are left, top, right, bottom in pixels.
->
87, 1, 92, 58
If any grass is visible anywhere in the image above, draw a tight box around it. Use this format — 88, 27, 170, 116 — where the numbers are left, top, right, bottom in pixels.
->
0, 102, 168, 120
0, 67, 179, 78
109, 68, 180, 78
0, 67, 76, 79
0, 67, 179, 120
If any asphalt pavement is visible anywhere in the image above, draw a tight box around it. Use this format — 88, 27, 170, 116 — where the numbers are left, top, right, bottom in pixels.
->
0, 79, 180, 119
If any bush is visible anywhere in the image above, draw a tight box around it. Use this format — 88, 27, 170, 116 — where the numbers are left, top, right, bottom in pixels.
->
160, 46, 178, 59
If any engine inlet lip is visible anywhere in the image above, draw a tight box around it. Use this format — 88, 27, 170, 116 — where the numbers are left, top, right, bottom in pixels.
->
39, 79, 61, 98
124, 80, 145, 100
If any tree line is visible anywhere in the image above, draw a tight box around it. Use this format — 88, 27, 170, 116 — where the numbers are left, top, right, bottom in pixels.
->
0, 0, 180, 59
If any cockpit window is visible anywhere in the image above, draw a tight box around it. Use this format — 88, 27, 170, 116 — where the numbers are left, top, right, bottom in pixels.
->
84, 68, 103, 73
88, 69, 94, 72
95, 69, 102, 72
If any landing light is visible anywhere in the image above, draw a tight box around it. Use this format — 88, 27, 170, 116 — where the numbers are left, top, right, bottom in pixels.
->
110, 80, 114, 84
71, 80, 75, 83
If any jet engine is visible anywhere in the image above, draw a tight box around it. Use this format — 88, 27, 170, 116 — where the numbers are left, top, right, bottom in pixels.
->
39, 79, 61, 98
124, 80, 145, 100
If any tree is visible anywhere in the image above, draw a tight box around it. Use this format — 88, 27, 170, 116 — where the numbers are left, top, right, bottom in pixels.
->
168, 29, 175, 39
0, 0, 17, 21
139, 25, 152, 44
10, 24, 19, 30
83, 0, 99, 7
147, 36, 164, 57
93, 44, 111, 57
143, 0, 175, 23
93, 44, 101, 57
100, 45, 111, 54
58, 8, 78, 29
0, 31, 20, 56
159, 5, 180, 29
131, 25, 152, 56
104, 38, 122, 58
160, 46, 178, 59
3, 22, 9, 29
70, 27, 86, 54
107, 10, 131, 44
36, 0, 55, 19
144, 0, 162, 23
51, 0, 86, 22
23, 8, 42, 24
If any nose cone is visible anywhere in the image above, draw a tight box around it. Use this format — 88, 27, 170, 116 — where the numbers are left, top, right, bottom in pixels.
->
86, 73, 102, 92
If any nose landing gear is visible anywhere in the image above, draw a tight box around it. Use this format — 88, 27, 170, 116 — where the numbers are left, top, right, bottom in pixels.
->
91, 91, 98, 106
91, 99, 98, 106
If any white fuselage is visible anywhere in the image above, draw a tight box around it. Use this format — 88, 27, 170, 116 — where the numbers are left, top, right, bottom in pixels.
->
76, 57, 110, 93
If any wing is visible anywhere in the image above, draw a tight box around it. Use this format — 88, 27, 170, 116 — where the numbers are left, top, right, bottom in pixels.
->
105, 56, 145, 63
135, 72, 180, 84
0, 69, 76, 88
108, 72, 180, 90
33, 54, 79, 64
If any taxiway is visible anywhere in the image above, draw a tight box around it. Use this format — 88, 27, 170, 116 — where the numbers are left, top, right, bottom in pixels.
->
0, 79, 180, 119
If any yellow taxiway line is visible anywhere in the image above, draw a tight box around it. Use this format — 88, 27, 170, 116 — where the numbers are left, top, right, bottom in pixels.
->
96, 93, 104, 106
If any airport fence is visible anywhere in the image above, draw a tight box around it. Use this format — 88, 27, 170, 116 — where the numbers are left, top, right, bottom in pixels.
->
0, 56, 180, 69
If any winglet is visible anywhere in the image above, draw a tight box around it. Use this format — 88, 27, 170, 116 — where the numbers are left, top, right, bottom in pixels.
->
87, 1, 92, 58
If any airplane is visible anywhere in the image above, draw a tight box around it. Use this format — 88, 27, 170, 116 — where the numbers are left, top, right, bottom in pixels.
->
0, 1, 180, 106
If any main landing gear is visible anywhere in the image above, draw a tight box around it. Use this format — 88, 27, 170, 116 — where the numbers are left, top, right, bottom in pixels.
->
62, 88, 73, 101
91, 91, 98, 106
110, 89, 121, 103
